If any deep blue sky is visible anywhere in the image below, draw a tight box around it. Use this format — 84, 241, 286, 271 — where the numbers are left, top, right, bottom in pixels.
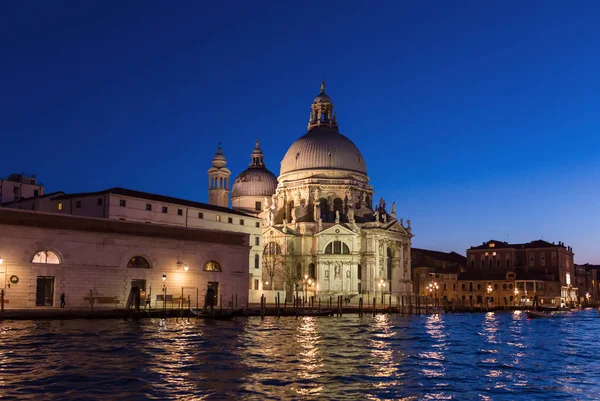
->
1, 1, 599, 262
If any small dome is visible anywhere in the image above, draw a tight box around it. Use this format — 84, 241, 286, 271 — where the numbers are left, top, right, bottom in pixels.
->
232, 168, 277, 198
231, 139, 277, 198
279, 126, 367, 176
212, 146, 227, 168
313, 93, 332, 103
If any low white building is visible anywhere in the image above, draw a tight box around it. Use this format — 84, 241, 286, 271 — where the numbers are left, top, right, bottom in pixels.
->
0, 208, 250, 309
4, 187, 264, 301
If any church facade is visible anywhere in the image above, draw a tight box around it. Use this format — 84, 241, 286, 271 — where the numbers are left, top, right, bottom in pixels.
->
218, 82, 414, 301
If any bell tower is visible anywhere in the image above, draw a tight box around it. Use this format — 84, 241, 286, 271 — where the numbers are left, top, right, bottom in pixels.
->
308, 81, 337, 130
207, 144, 231, 207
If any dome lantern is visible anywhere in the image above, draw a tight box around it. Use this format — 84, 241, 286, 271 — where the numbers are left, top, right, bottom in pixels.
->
308, 81, 337, 130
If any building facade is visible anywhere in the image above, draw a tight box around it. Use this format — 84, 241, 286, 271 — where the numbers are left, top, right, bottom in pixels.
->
229, 82, 413, 301
0, 208, 250, 308
0, 173, 44, 204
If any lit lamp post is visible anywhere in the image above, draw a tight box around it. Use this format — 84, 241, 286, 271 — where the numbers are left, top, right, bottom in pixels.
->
162, 273, 167, 310
378, 279, 386, 303
428, 281, 439, 307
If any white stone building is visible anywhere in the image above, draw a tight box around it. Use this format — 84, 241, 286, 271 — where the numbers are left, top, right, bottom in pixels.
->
229, 82, 414, 302
0, 173, 44, 204
0, 208, 250, 308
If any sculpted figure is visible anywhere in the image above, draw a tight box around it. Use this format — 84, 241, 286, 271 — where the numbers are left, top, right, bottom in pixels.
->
346, 270, 351, 279
391, 201, 396, 217
347, 204, 355, 223
335, 210, 340, 223
334, 265, 341, 278
324, 269, 329, 279
373, 209, 380, 222
314, 202, 321, 222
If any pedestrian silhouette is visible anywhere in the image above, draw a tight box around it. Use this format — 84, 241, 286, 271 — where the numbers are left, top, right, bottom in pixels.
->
60, 293, 66, 308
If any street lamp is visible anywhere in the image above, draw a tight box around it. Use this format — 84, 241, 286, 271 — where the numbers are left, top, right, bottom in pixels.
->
428, 281, 439, 306
378, 279, 386, 303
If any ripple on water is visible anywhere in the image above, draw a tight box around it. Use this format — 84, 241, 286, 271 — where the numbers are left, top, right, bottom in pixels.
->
0, 311, 599, 400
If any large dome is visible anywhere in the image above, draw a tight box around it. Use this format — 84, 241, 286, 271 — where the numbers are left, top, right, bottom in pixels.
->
280, 126, 367, 176
232, 168, 277, 198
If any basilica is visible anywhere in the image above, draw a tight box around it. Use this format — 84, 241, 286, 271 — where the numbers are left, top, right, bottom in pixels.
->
209, 82, 413, 301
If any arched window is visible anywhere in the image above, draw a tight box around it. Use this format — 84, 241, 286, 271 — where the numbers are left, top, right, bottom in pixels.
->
308, 263, 315, 279
469, 282, 473, 292
264, 242, 282, 255
319, 198, 328, 221
203, 261, 222, 272
32, 250, 61, 264
462, 283, 467, 290
127, 256, 150, 269
325, 241, 350, 254
477, 283, 481, 290
503, 283, 507, 290
333, 198, 343, 220
254, 254, 260, 269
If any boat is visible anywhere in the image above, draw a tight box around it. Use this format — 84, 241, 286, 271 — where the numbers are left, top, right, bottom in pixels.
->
191, 309, 240, 320
526, 310, 549, 319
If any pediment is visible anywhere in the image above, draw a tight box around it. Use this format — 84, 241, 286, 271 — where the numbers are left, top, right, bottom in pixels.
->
315, 224, 357, 237
386, 221, 411, 236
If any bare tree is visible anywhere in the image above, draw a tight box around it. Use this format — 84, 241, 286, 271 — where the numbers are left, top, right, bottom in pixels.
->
278, 240, 304, 298
262, 241, 284, 290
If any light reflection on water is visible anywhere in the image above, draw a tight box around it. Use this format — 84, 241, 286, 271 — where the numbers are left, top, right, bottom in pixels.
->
0, 310, 599, 400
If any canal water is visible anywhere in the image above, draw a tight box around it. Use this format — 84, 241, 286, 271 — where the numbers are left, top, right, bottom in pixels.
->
0, 310, 599, 400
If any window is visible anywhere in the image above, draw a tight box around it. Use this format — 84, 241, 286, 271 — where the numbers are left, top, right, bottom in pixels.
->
566, 273, 571, 286
477, 283, 481, 290
462, 283, 466, 290
264, 242, 282, 255
497, 260, 500, 267
494, 284, 498, 290
481, 260, 484, 268
254, 279, 259, 290
162, 206, 168, 214
97, 198, 103, 206
75, 200, 82, 208
228, 217, 233, 224
57, 202, 63, 211
146, 204, 152, 211
240, 219, 244, 225
198, 212, 204, 219
471, 260, 474, 268
32, 250, 61, 264
255, 222, 260, 228
492, 252, 496, 256
13, 187, 20, 197
127, 256, 150, 269
255, 236, 260, 246
506, 259, 511, 268
120, 200, 126, 207
489, 243, 495, 248
358, 264, 362, 280
204, 261, 222, 272
216, 215, 221, 222
443, 283, 447, 290
34, 189, 39, 197
503, 284, 507, 290
325, 241, 350, 254
254, 255, 260, 269
509, 283, 513, 290
177, 209, 183, 216
540, 256, 545, 267
453, 283, 456, 290
255, 201, 261, 211
309, 263, 316, 279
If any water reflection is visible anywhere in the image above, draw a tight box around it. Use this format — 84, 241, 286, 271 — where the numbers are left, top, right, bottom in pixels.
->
0, 311, 599, 400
